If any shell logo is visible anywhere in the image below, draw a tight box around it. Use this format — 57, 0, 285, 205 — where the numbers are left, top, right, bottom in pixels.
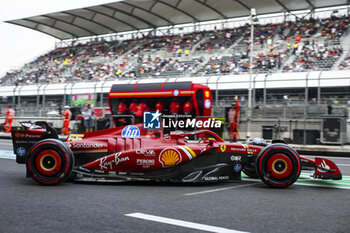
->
159, 148, 182, 167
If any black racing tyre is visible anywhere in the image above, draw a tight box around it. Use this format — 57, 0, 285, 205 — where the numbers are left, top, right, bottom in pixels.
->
26, 139, 74, 185
255, 144, 301, 188
243, 163, 258, 178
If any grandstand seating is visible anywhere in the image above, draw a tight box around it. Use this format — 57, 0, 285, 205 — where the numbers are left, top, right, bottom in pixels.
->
2, 15, 350, 86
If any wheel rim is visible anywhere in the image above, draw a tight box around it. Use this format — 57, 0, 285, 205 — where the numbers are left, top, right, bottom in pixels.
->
266, 153, 293, 179
35, 150, 62, 176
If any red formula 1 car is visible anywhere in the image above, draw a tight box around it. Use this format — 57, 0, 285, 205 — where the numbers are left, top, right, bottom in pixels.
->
12, 121, 342, 187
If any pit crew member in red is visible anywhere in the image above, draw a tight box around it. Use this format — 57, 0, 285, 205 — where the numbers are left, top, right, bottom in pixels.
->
129, 99, 138, 123
61, 106, 72, 135
183, 99, 194, 115
4, 106, 15, 133
169, 98, 181, 114
155, 99, 165, 112
117, 100, 128, 114
135, 101, 149, 123
228, 99, 240, 142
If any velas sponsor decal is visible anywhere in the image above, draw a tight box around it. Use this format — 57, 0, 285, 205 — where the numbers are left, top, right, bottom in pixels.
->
159, 148, 182, 167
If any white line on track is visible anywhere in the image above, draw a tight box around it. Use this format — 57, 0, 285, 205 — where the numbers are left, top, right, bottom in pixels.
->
304, 155, 350, 160
337, 164, 350, 167
183, 183, 257, 196
294, 183, 350, 190
125, 213, 249, 233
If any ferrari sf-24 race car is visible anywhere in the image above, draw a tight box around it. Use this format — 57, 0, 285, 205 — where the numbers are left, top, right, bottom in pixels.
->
12, 121, 342, 188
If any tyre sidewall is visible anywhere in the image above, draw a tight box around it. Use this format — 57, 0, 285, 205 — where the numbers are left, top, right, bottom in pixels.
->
256, 144, 301, 188
26, 139, 74, 185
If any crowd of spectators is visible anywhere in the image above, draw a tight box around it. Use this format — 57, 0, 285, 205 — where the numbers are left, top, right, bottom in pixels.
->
137, 56, 192, 76
283, 41, 343, 72
196, 27, 243, 51
2, 14, 350, 86
338, 52, 350, 69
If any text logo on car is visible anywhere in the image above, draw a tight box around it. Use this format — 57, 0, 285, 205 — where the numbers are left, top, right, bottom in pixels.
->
122, 125, 140, 138
143, 110, 161, 129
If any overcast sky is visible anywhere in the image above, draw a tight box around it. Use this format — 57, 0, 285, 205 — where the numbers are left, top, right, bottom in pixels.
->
0, 0, 117, 77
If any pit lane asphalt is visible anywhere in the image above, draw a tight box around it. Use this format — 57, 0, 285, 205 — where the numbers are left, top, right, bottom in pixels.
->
0, 139, 349, 233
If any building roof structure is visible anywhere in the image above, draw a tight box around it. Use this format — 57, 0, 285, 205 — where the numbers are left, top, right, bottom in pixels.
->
5, 0, 350, 40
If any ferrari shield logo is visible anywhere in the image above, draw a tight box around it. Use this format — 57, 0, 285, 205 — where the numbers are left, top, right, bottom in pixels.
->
220, 145, 226, 152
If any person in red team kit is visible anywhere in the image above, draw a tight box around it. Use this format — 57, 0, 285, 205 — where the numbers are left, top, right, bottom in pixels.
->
228, 98, 240, 142
169, 98, 181, 114
61, 106, 72, 135
116, 100, 129, 125
183, 99, 194, 116
4, 106, 15, 133
129, 99, 138, 123
155, 99, 165, 113
135, 101, 149, 123
117, 100, 128, 114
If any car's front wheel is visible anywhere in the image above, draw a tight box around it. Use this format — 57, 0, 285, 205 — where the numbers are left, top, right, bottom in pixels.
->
256, 144, 301, 188
26, 139, 74, 185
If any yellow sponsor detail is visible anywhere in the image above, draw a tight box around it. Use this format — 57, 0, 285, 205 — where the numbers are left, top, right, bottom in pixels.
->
160, 149, 181, 166
184, 146, 196, 158
220, 145, 226, 152
67, 134, 84, 141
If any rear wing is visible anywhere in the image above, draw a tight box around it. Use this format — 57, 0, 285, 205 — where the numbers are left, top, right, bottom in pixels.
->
12, 121, 58, 164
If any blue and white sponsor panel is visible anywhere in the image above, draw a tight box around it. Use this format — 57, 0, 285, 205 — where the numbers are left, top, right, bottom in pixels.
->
121, 125, 140, 138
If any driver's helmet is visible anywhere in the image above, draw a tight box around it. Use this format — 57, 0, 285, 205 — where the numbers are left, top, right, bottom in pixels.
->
248, 137, 268, 146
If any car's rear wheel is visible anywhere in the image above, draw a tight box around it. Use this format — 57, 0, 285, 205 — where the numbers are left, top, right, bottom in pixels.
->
256, 144, 301, 188
26, 139, 74, 185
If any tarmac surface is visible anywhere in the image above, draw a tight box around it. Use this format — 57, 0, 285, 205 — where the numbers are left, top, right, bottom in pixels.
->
0, 138, 349, 233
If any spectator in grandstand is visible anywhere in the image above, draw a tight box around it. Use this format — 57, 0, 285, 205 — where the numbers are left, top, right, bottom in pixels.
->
83, 103, 94, 132
3, 105, 15, 133
61, 106, 72, 135
338, 52, 350, 69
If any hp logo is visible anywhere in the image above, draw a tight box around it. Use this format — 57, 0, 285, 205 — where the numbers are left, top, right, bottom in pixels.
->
121, 125, 140, 138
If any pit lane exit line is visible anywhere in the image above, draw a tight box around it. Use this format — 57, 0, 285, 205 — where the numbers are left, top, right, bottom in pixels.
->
125, 213, 249, 233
